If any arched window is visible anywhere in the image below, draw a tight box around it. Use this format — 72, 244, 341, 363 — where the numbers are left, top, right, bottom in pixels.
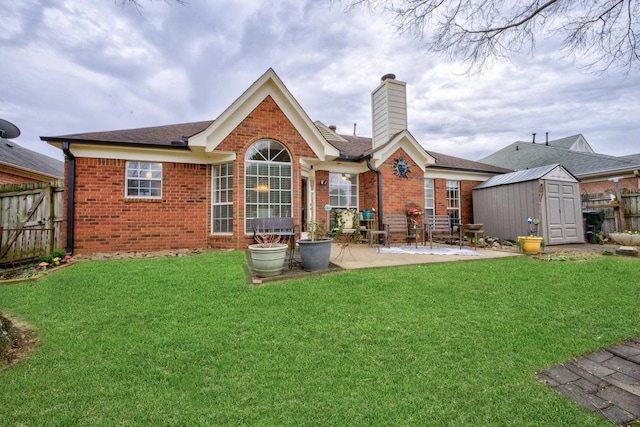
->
245, 140, 292, 233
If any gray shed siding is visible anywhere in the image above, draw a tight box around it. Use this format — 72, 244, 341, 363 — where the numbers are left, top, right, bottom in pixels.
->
474, 180, 541, 242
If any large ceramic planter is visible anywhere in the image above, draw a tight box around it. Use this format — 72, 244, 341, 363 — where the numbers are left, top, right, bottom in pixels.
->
609, 233, 640, 246
298, 238, 333, 272
248, 243, 288, 277
518, 236, 544, 255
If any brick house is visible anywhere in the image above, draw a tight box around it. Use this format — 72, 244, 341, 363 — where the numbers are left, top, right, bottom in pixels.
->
42, 69, 508, 255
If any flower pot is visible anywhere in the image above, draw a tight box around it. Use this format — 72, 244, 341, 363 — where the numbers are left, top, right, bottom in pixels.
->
609, 233, 640, 246
298, 238, 333, 272
248, 243, 288, 277
518, 236, 544, 255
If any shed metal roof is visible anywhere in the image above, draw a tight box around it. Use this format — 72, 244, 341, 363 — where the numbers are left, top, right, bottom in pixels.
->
474, 164, 572, 189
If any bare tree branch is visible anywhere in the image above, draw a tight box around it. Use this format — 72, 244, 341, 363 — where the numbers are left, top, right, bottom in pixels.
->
335, 0, 640, 74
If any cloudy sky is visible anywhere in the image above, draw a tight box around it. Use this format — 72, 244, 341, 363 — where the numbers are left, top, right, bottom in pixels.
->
3, 0, 640, 162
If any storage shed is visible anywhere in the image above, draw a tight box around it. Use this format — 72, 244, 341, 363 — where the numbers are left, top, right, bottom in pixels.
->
473, 164, 584, 245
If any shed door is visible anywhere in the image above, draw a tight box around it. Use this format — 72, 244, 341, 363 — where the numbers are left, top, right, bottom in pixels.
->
544, 181, 583, 244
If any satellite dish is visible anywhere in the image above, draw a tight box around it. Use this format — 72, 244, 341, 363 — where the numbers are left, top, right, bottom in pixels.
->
0, 118, 21, 139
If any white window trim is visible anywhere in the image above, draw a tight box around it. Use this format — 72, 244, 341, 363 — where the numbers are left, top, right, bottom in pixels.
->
244, 140, 293, 234
446, 179, 460, 221
328, 173, 359, 209
211, 163, 233, 234
424, 178, 434, 217
125, 161, 162, 199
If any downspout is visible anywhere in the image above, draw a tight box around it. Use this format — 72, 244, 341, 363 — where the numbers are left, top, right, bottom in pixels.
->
366, 156, 383, 232
62, 141, 75, 255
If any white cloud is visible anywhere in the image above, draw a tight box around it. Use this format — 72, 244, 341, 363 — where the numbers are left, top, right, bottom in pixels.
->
3, 0, 640, 162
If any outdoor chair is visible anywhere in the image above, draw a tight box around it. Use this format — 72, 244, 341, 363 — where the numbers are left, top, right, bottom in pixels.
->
383, 214, 420, 248
425, 215, 462, 248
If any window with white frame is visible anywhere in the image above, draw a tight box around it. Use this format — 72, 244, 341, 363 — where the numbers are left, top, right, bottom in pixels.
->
212, 163, 233, 233
446, 179, 460, 223
244, 140, 292, 233
424, 178, 434, 218
329, 173, 358, 209
126, 161, 162, 198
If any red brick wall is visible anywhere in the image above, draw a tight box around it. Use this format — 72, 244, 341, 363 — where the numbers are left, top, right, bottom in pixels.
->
379, 149, 424, 216
580, 177, 639, 195
359, 170, 378, 212
0, 169, 43, 184
460, 180, 482, 224
70, 158, 208, 254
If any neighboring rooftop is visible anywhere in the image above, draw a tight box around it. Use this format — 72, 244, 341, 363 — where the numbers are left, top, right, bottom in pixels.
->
0, 139, 64, 179
479, 134, 640, 177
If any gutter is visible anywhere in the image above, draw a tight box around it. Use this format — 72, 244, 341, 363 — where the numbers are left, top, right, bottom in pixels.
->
62, 141, 75, 255
366, 156, 384, 233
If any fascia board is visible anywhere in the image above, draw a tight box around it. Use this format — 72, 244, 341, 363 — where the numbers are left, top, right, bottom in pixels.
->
0, 162, 60, 181
60, 144, 236, 164
577, 167, 638, 181
424, 168, 500, 181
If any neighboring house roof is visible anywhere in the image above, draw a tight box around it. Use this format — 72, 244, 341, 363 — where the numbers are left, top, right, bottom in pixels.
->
474, 164, 578, 190
544, 134, 594, 152
0, 138, 64, 179
479, 135, 640, 178
621, 153, 640, 162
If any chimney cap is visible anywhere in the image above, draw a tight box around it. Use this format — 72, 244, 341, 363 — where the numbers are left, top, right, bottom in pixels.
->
381, 73, 396, 81
329, 125, 337, 131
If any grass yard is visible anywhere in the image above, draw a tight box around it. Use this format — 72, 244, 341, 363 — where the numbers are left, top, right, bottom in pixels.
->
1, 251, 639, 426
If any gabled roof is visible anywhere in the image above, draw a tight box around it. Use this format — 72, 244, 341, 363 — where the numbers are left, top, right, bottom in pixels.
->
545, 134, 593, 152
189, 68, 339, 161
0, 139, 64, 179
480, 138, 640, 177
474, 164, 578, 189
43, 69, 340, 163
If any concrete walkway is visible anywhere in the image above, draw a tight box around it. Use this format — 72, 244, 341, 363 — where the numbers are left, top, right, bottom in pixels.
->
538, 338, 640, 425
329, 242, 519, 269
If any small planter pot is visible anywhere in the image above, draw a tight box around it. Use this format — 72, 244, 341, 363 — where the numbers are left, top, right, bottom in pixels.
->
518, 236, 544, 255
609, 233, 640, 246
248, 243, 288, 277
298, 238, 333, 272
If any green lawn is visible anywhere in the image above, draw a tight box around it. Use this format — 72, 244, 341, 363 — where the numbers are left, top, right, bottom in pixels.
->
1, 251, 639, 426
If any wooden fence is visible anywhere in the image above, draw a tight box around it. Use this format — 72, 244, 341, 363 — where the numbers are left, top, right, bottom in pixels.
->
0, 180, 64, 265
581, 190, 640, 235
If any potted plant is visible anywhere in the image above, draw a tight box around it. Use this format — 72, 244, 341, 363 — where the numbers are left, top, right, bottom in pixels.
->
298, 220, 333, 272
248, 232, 289, 277
517, 218, 545, 255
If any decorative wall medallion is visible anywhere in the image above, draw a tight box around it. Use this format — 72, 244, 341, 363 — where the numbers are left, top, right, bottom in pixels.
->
393, 158, 409, 178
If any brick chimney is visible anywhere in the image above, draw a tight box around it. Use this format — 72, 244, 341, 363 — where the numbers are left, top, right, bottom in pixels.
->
371, 73, 407, 148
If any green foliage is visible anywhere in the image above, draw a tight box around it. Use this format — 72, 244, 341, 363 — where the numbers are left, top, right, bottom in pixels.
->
1, 252, 638, 425
306, 219, 328, 241
38, 249, 66, 264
